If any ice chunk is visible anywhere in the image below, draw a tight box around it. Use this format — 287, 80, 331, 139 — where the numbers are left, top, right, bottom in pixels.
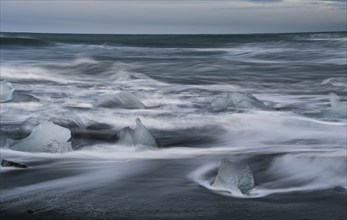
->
211, 92, 266, 110
1, 159, 28, 168
117, 127, 135, 146
0, 80, 15, 102
133, 118, 158, 147
97, 92, 146, 109
10, 121, 72, 153
0, 138, 9, 148
212, 159, 255, 195
116, 118, 158, 148
328, 93, 347, 117
322, 78, 346, 87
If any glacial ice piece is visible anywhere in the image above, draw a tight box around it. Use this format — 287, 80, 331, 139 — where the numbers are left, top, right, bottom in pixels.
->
212, 159, 255, 194
10, 121, 72, 153
97, 92, 146, 109
117, 118, 158, 148
211, 92, 267, 110
0, 80, 15, 102
0, 138, 9, 148
329, 93, 347, 117
1, 159, 28, 168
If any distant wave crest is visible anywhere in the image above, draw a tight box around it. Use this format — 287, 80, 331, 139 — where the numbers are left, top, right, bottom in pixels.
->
0, 36, 51, 47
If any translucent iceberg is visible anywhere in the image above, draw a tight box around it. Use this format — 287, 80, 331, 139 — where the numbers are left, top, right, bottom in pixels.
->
97, 92, 146, 109
117, 118, 158, 148
212, 159, 255, 195
328, 93, 347, 117
10, 121, 72, 153
211, 92, 266, 110
0, 80, 15, 102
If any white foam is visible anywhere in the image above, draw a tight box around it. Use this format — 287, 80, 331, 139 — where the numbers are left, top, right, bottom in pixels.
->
190, 152, 346, 198
248, 154, 347, 197
322, 78, 347, 87
0, 65, 78, 83
72, 57, 99, 65
265, 154, 347, 189
218, 111, 347, 150
96, 92, 146, 109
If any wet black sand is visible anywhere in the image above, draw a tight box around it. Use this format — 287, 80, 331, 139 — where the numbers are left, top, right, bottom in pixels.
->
1, 158, 346, 220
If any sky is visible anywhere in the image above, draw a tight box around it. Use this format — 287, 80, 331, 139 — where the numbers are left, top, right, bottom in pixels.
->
0, 0, 346, 34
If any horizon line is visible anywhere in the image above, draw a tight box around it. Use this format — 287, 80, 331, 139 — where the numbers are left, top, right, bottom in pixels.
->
1, 30, 346, 36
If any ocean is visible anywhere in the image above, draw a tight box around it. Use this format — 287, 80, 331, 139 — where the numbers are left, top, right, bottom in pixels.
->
0, 32, 346, 219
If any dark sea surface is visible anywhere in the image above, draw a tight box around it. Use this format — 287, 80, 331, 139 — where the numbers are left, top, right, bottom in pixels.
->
0, 32, 346, 219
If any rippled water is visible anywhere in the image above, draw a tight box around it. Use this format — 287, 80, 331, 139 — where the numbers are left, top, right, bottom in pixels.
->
0, 32, 346, 218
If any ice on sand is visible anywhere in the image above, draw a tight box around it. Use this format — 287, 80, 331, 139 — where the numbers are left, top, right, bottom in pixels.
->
211, 92, 267, 110
117, 118, 158, 148
10, 121, 72, 153
97, 92, 146, 109
212, 159, 255, 195
0, 80, 15, 102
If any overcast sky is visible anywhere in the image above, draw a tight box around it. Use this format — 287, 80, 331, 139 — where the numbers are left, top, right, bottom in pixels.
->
0, 0, 346, 34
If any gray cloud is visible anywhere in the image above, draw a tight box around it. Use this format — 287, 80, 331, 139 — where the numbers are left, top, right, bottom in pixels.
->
245, 0, 282, 2
0, 0, 346, 34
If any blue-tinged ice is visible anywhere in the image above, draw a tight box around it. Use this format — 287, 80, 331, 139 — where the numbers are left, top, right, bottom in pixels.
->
0, 80, 15, 102
10, 121, 72, 153
212, 159, 255, 195
211, 92, 267, 110
117, 118, 158, 148
97, 92, 146, 109
328, 93, 347, 118
0, 138, 9, 148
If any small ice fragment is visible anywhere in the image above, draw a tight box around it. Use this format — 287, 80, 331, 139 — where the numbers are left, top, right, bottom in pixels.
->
117, 118, 158, 148
0, 80, 15, 102
228, 93, 267, 109
1, 159, 28, 168
0, 138, 9, 148
212, 159, 255, 195
329, 93, 347, 117
211, 92, 266, 110
322, 78, 346, 87
10, 121, 72, 153
97, 92, 146, 109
